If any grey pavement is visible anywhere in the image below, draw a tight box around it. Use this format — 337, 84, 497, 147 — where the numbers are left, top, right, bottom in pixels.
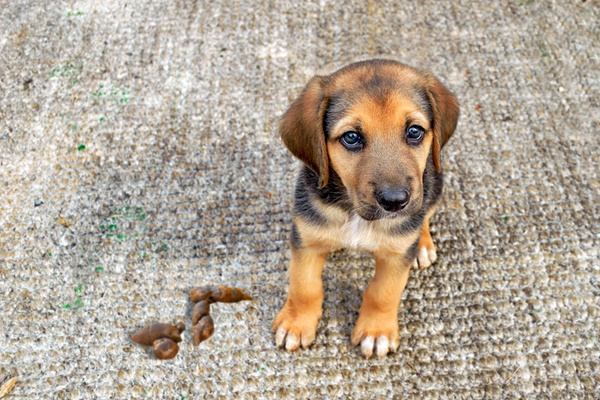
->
0, 1, 599, 398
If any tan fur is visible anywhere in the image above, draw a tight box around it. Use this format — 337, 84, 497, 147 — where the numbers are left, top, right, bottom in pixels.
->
274, 60, 459, 358
426, 77, 460, 172
279, 77, 330, 188
419, 208, 437, 256
351, 252, 412, 346
416, 207, 438, 269
272, 247, 328, 350
327, 95, 433, 215
294, 209, 420, 255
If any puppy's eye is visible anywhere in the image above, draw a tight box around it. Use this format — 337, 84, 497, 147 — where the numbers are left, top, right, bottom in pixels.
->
340, 131, 363, 151
406, 125, 424, 144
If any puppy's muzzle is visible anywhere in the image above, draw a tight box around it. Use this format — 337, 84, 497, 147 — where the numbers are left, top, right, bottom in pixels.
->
375, 187, 411, 212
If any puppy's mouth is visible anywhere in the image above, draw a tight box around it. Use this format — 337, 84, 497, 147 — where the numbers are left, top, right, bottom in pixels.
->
356, 205, 396, 221
355, 199, 422, 221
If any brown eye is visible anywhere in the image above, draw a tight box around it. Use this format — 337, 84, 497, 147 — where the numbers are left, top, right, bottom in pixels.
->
406, 125, 424, 144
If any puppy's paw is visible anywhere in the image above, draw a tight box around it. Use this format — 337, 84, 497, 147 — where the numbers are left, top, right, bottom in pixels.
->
417, 244, 437, 269
416, 229, 437, 269
351, 312, 399, 359
272, 301, 320, 352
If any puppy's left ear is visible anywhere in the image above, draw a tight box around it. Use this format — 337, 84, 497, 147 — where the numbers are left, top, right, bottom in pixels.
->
426, 77, 459, 172
280, 76, 330, 188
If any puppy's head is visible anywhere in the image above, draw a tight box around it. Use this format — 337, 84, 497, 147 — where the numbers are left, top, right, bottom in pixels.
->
280, 59, 459, 220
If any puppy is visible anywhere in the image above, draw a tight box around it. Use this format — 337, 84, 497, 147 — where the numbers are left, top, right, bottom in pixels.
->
273, 59, 459, 358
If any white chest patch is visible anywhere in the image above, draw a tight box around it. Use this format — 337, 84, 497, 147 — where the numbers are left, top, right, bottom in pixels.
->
341, 215, 383, 251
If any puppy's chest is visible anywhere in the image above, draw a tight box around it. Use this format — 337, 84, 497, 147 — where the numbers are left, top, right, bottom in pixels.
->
330, 215, 418, 253
299, 206, 420, 254
340, 215, 386, 251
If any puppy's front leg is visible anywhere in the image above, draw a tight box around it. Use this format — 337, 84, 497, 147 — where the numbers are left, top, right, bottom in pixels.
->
351, 252, 412, 358
416, 208, 438, 269
273, 246, 328, 351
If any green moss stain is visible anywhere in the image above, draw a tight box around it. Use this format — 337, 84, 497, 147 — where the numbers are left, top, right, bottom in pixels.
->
50, 61, 80, 88
92, 84, 131, 105
100, 207, 149, 249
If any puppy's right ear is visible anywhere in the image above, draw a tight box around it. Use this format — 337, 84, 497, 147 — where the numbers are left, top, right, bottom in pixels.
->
280, 76, 330, 188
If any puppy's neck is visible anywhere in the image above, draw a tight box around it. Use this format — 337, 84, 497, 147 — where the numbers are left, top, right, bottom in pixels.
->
301, 166, 354, 212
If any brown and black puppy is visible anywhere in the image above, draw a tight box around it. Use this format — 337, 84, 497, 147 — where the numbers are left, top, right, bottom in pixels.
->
273, 59, 459, 358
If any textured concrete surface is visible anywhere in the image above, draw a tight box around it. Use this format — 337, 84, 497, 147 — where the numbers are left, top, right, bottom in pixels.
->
0, 0, 599, 398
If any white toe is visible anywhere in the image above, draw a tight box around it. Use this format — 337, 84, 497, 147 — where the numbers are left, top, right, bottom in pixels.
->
361, 336, 375, 359
428, 248, 437, 263
389, 336, 399, 353
285, 332, 300, 351
275, 327, 287, 348
418, 247, 431, 268
300, 331, 315, 349
375, 336, 389, 358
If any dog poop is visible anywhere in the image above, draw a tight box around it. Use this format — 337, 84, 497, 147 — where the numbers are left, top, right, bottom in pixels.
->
131, 322, 183, 346
189, 285, 253, 303
192, 300, 210, 326
131, 322, 185, 360
193, 315, 215, 346
153, 338, 179, 360
189, 285, 252, 346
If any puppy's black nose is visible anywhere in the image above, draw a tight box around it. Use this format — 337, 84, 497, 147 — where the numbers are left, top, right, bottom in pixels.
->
375, 188, 410, 212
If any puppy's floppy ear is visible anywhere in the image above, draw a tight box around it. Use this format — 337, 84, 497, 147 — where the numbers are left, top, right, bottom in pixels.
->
280, 76, 330, 188
426, 77, 459, 172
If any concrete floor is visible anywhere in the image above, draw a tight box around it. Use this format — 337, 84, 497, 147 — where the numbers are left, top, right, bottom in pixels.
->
0, 0, 599, 398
